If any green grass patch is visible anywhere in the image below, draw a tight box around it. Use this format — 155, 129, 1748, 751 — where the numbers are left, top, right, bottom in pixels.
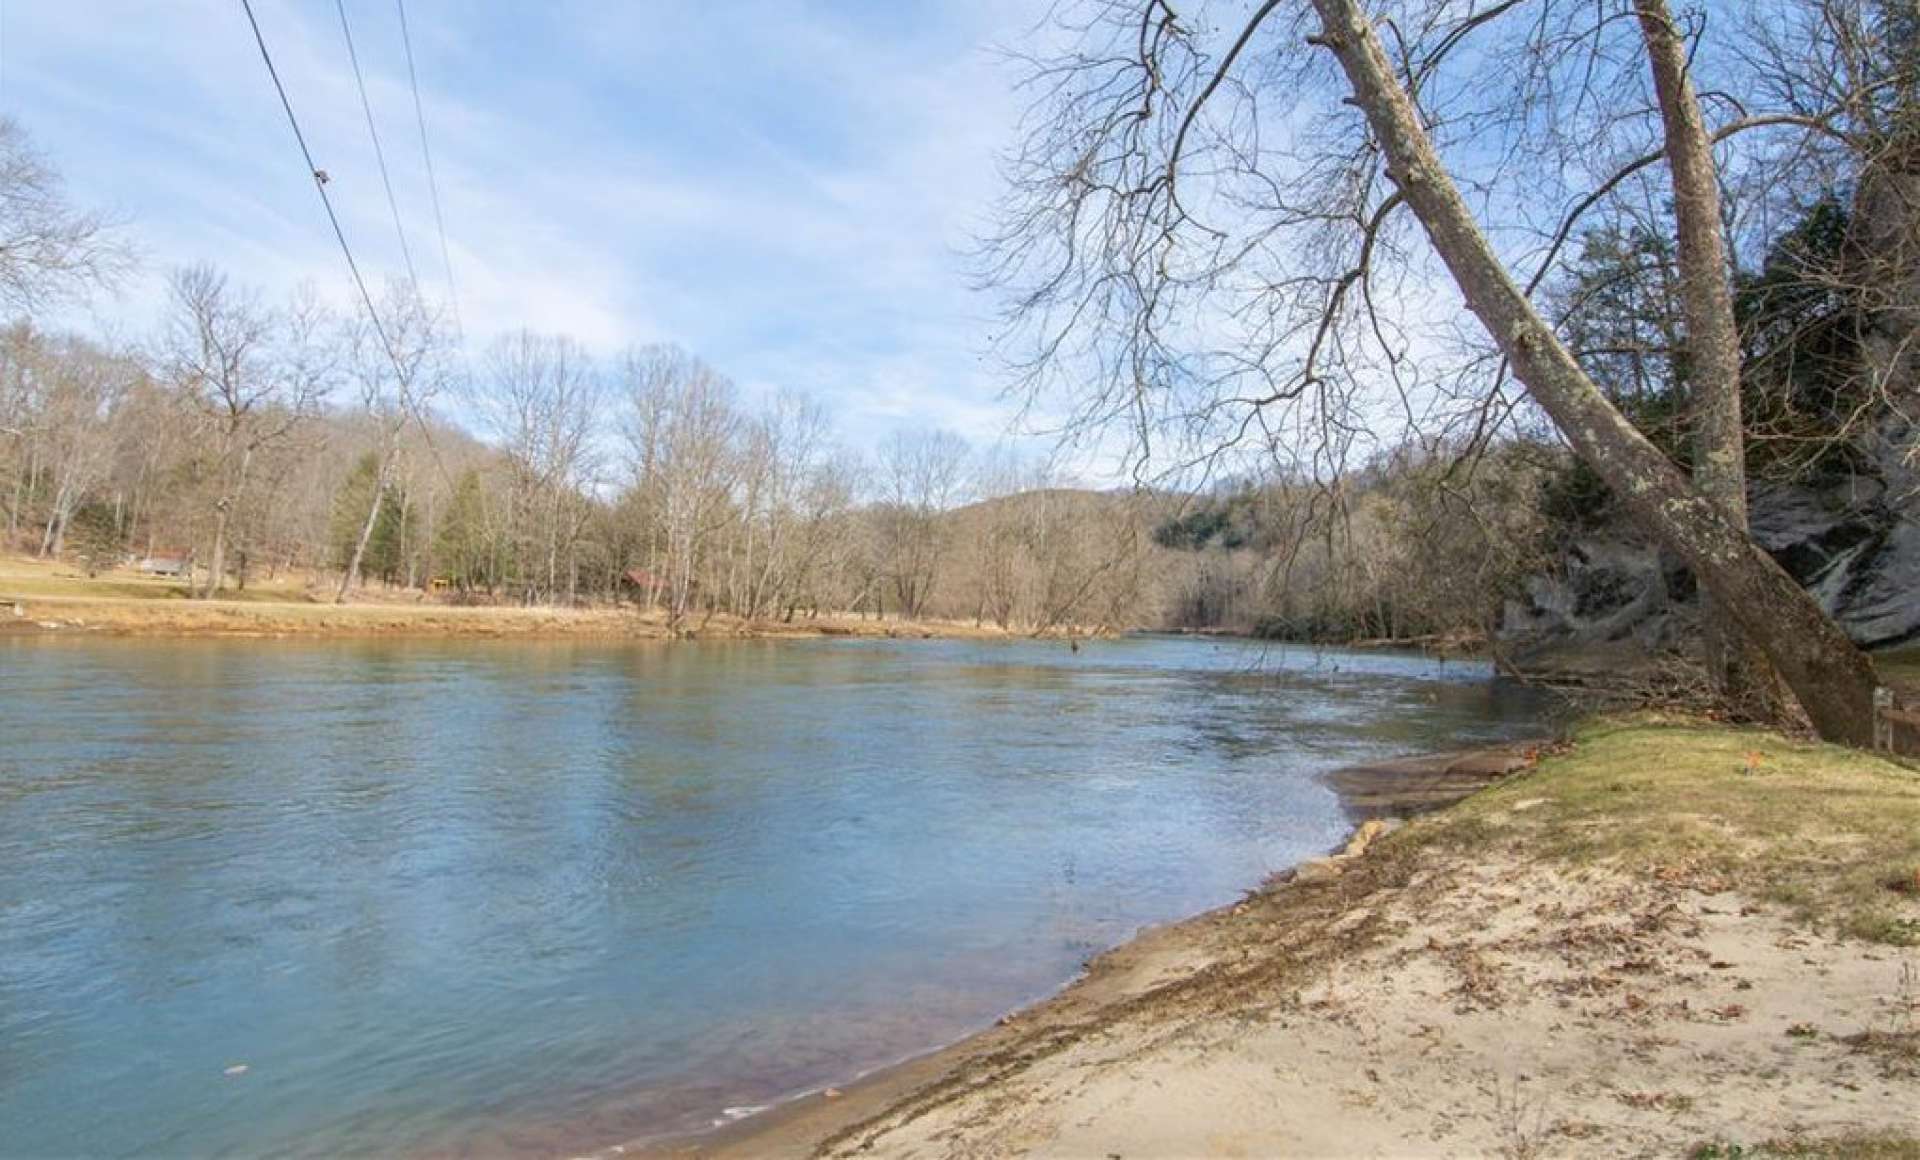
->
1403, 714, 1920, 945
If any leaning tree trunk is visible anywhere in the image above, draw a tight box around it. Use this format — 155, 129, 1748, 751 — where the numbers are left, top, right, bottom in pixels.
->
336, 459, 389, 604
1634, 0, 1780, 716
1310, 0, 1881, 746
39, 480, 71, 557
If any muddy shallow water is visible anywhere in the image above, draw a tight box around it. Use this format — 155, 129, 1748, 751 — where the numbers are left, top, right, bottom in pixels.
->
0, 634, 1549, 1156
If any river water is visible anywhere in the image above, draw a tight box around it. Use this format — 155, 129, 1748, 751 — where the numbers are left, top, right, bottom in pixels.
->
0, 634, 1549, 1156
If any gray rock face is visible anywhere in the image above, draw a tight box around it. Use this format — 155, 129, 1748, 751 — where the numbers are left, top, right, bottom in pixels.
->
1750, 470, 1920, 649
1505, 426, 1920, 662
1503, 537, 1690, 651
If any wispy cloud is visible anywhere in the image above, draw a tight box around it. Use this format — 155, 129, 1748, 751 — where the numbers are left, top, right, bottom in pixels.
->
5, 0, 1056, 453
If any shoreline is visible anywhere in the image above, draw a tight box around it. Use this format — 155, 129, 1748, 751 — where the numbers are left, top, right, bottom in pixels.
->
632, 722, 1920, 1158
0, 592, 1059, 643
625, 739, 1551, 1159
0, 555, 1100, 643
1156, 625, 1488, 655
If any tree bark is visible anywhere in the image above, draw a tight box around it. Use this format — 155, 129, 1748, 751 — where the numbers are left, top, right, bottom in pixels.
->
1310, 0, 1881, 745
1634, 0, 1779, 713
39, 480, 71, 557
202, 441, 252, 599
202, 500, 231, 600
336, 458, 389, 604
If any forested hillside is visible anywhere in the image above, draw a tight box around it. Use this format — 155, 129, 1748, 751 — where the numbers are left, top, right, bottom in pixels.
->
8, 0, 1920, 674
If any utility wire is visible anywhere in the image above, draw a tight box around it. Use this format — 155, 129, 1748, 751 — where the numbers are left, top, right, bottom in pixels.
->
239, 0, 460, 494
238, 0, 401, 367
394, 0, 463, 340
334, 0, 418, 289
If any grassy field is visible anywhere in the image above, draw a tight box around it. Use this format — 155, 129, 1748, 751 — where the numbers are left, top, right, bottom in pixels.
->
0, 553, 313, 603
0, 554, 1018, 641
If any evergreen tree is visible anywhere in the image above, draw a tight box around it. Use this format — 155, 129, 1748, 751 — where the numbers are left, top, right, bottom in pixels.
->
432, 468, 492, 592
329, 452, 381, 573
329, 452, 417, 587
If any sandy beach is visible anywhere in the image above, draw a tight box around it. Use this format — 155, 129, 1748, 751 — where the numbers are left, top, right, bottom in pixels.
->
639, 720, 1920, 1159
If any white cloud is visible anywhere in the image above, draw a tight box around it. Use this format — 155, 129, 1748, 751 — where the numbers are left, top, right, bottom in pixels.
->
7, 0, 1052, 451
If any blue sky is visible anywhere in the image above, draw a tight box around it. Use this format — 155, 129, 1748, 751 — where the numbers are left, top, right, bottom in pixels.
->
2, 0, 1052, 448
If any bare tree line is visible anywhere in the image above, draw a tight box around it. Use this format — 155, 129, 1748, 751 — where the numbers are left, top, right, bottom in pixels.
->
7, 0, 1918, 735
984, 0, 1919, 743
0, 111, 1172, 631
2, 308, 1171, 630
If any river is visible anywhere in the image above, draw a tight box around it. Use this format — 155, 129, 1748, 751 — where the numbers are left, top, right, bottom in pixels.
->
0, 634, 1549, 1156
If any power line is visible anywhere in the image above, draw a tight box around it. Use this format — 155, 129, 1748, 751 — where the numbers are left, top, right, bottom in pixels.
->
240, 0, 444, 478
387, 0, 472, 508
238, 0, 418, 406
240, 0, 460, 498
334, 0, 418, 289
394, 0, 463, 340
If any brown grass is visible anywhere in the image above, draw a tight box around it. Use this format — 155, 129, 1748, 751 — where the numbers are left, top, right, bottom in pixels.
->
0, 554, 1035, 642
1404, 713, 1920, 946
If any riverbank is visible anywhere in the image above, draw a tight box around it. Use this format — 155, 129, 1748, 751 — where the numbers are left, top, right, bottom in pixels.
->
1161, 624, 1488, 656
0, 592, 1029, 641
643, 717, 1920, 1159
0, 557, 1031, 641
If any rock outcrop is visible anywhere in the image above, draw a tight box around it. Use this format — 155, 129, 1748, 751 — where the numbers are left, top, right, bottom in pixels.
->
1504, 424, 1920, 670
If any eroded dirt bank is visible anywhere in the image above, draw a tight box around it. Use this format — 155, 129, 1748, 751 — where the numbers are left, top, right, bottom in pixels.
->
639, 720, 1920, 1159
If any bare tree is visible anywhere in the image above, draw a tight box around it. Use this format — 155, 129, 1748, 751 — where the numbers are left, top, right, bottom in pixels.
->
165, 266, 332, 598
0, 118, 128, 313
875, 429, 970, 620
620, 345, 740, 625
970, 446, 1049, 628
1632, 0, 1782, 712
479, 330, 602, 603
736, 390, 834, 620
1318, 0, 1878, 740
988, 0, 1885, 743
32, 335, 133, 558
336, 280, 451, 601
782, 454, 861, 619
1737, 0, 1920, 469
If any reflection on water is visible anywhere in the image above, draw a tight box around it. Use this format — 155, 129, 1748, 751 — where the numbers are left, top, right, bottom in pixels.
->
0, 634, 1548, 1156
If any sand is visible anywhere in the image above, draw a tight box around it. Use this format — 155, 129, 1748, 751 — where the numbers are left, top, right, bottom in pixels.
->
635, 730, 1920, 1160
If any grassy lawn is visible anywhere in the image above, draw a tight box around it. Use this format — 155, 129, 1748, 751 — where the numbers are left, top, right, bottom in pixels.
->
1406, 714, 1920, 947
0, 553, 316, 604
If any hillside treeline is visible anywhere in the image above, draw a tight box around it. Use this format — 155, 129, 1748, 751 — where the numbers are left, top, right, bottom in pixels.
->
7, 46, 1913, 653
6, 195, 1890, 643
1147, 167, 1920, 651
0, 271, 1164, 629
1, 262, 1554, 640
